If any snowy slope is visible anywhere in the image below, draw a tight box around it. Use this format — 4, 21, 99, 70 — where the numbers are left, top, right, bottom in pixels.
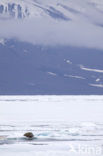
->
0, 0, 103, 22
0, 0, 45, 19
0, 0, 103, 94
0, 39, 103, 95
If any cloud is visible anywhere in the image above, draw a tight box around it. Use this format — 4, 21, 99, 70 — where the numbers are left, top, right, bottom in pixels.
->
0, 14, 103, 50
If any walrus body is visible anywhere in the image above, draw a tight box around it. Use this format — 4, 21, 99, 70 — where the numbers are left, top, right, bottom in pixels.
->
24, 132, 34, 139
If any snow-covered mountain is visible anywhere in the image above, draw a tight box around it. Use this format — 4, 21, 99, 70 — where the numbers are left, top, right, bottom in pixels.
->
0, 39, 103, 95
0, 0, 103, 94
0, 0, 67, 19
0, 0, 103, 21
0, 0, 45, 19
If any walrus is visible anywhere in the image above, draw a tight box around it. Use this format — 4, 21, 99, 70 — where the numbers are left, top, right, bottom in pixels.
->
24, 132, 34, 139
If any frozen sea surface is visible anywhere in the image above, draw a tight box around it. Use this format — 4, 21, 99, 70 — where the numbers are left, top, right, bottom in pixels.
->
0, 96, 103, 156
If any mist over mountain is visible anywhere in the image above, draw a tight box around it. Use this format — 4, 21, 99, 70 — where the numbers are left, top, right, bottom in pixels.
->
0, 0, 103, 49
0, 0, 103, 94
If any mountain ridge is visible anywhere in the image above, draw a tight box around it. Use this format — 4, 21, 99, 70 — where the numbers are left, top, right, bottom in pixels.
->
0, 39, 103, 95
0, 0, 103, 94
0, 0, 103, 21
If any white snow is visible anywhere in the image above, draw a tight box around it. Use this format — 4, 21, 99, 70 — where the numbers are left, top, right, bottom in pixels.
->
80, 65, 103, 73
0, 0, 103, 22
66, 60, 72, 64
90, 0, 103, 10
0, 96, 103, 156
0, 96, 103, 123
64, 74, 85, 80
0, 0, 46, 19
90, 84, 103, 88
0, 143, 102, 156
0, 0, 103, 49
96, 78, 100, 82
47, 72, 57, 76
